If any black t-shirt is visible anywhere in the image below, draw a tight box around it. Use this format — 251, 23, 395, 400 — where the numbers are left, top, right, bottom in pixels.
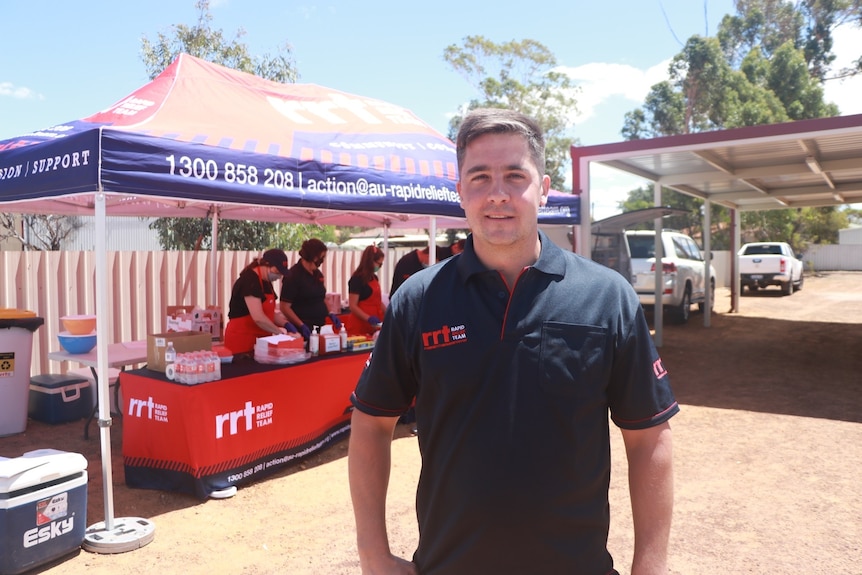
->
389, 250, 425, 295
280, 261, 328, 328
352, 232, 679, 574
348, 274, 374, 301
227, 267, 275, 319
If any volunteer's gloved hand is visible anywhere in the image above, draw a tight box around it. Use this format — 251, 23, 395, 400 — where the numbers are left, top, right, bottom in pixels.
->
329, 313, 343, 329
283, 322, 297, 334
367, 315, 381, 327
298, 324, 312, 340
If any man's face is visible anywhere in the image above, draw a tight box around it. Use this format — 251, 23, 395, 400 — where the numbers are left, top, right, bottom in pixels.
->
456, 132, 550, 250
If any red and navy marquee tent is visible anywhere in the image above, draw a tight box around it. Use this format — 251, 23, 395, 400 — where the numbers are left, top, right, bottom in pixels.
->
0, 53, 579, 227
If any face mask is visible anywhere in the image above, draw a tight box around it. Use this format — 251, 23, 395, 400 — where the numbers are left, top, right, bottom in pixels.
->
374, 265, 381, 272
268, 272, 281, 282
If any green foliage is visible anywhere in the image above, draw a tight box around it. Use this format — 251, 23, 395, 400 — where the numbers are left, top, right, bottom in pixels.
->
843, 205, 862, 225
618, 1, 857, 247
149, 218, 340, 251
718, 0, 862, 81
140, 0, 297, 82
618, 186, 733, 249
442, 36, 579, 191
140, 0, 345, 251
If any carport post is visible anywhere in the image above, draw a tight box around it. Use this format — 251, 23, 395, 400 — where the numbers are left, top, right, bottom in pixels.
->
653, 181, 664, 347
732, 209, 741, 313
703, 199, 712, 327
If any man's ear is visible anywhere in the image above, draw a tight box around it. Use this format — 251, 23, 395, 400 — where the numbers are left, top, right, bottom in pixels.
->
457, 181, 464, 208
539, 175, 551, 206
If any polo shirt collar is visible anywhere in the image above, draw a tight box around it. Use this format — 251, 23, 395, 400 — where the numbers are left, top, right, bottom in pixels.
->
456, 230, 567, 284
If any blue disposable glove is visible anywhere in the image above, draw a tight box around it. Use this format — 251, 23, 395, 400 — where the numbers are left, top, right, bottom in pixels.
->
367, 315, 381, 327
329, 313, 342, 329
283, 322, 297, 334
298, 324, 312, 340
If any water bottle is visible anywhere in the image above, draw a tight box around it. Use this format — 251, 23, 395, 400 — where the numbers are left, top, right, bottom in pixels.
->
165, 342, 177, 380
195, 351, 206, 384
309, 326, 319, 356
339, 324, 348, 351
212, 352, 222, 381
176, 354, 187, 384
206, 351, 217, 382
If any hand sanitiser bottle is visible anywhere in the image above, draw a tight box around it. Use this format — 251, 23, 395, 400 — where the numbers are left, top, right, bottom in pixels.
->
309, 326, 319, 356
339, 324, 348, 350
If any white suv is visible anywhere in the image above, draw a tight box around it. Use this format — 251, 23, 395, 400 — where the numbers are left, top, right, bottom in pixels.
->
626, 230, 716, 324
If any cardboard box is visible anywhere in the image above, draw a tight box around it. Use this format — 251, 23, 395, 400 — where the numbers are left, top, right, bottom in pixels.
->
0, 449, 88, 575
317, 333, 342, 355
28, 375, 92, 424
147, 331, 212, 372
165, 306, 223, 342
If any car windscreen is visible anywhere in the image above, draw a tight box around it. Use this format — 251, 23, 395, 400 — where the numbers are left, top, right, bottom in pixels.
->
627, 236, 655, 259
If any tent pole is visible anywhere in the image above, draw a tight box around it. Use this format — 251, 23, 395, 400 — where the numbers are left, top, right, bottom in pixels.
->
94, 192, 114, 530
429, 217, 437, 266
210, 208, 219, 307
82, 192, 155, 554
382, 221, 391, 298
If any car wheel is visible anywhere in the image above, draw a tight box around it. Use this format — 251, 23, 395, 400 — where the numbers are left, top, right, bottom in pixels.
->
782, 278, 793, 296
670, 286, 691, 324
796, 272, 804, 291
749, 284, 759, 292
698, 280, 715, 313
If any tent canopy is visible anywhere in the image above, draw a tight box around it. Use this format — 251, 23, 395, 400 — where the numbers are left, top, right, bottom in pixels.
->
0, 53, 579, 227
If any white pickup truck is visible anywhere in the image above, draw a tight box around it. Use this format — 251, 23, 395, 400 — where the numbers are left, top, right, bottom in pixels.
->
738, 242, 804, 295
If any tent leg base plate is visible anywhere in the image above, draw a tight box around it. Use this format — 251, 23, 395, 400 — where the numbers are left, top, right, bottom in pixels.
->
83, 517, 156, 554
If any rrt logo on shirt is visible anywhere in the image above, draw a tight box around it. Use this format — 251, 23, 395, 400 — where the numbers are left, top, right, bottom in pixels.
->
422, 324, 467, 350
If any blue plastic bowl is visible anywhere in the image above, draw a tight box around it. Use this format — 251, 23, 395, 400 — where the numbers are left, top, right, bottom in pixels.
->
58, 331, 97, 354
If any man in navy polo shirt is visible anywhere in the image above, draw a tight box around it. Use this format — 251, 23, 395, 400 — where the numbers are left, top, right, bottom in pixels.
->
348, 108, 678, 575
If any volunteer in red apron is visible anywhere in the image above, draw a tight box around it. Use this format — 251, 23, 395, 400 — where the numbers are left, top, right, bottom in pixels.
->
223, 248, 295, 355
345, 245, 386, 336
279, 238, 343, 339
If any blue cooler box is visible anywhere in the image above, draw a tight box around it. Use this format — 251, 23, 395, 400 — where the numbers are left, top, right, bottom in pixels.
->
0, 449, 88, 575
28, 374, 91, 424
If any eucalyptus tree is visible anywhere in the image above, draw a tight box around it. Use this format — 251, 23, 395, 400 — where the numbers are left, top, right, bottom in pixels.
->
141, 0, 340, 250
443, 36, 579, 192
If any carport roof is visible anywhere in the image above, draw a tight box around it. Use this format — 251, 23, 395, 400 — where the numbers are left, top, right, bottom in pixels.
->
571, 113, 862, 212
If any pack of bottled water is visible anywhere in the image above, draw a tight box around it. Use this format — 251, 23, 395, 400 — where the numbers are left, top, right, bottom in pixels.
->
165, 350, 222, 384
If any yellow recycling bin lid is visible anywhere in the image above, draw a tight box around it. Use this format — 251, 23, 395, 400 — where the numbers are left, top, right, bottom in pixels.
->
0, 309, 44, 331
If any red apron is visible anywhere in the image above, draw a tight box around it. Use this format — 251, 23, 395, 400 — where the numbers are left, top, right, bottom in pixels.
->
346, 278, 385, 336
223, 270, 276, 355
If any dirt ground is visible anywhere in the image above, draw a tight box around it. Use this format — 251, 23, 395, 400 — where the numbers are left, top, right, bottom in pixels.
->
2, 271, 860, 575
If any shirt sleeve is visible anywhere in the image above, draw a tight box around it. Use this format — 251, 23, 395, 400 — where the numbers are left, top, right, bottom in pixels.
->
351, 288, 418, 417
607, 300, 679, 430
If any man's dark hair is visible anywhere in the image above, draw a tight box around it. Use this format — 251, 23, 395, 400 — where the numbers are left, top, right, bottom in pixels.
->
455, 108, 546, 177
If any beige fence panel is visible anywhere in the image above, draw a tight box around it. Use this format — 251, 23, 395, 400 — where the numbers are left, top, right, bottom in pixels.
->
1, 248, 416, 378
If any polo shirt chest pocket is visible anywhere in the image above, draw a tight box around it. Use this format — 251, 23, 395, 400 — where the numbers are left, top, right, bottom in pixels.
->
538, 322, 609, 398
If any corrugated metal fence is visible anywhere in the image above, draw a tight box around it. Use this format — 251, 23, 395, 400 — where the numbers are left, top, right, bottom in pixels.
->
3, 244, 860, 377
1, 248, 411, 377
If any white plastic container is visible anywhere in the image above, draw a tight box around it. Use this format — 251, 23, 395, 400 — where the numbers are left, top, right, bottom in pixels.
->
0, 311, 44, 437
0, 449, 88, 575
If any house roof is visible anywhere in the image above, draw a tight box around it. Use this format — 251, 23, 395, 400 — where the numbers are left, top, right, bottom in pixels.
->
571, 113, 862, 213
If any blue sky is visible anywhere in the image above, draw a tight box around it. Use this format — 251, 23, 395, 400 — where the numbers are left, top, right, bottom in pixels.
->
3, 0, 861, 218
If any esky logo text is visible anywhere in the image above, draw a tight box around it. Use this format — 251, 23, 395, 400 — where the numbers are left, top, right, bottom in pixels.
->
422, 323, 467, 350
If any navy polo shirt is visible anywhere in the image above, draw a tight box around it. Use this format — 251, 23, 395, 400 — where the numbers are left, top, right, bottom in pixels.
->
352, 231, 679, 575
280, 261, 328, 328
